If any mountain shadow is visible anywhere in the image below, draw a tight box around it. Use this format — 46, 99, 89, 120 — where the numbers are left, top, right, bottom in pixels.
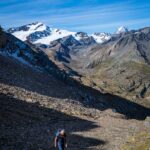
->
0, 93, 106, 150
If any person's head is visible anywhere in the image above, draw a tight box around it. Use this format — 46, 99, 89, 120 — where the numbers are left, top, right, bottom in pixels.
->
60, 129, 65, 136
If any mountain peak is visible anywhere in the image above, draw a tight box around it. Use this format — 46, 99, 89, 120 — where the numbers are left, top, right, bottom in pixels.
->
92, 32, 111, 43
8, 22, 51, 41
116, 26, 128, 34
29, 22, 42, 25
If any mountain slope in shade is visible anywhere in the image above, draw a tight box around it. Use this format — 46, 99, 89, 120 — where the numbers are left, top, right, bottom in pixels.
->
0, 27, 80, 79
0, 27, 37, 66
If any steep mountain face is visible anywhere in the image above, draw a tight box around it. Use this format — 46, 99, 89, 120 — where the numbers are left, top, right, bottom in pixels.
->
39, 36, 73, 63
0, 28, 80, 81
32, 35, 82, 73
0, 28, 37, 65
86, 27, 150, 67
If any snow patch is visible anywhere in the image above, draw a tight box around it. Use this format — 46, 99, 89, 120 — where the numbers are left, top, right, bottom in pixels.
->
12, 22, 48, 41
34, 29, 76, 44
0, 51, 43, 72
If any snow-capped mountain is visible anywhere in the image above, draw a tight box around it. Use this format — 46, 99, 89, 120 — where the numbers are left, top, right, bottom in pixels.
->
8, 22, 71, 43
74, 32, 96, 45
91, 32, 111, 43
8, 22, 130, 45
8, 22, 50, 41
8, 22, 112, 45
116, 26, 128, 34
34, 28, 76, 45
8, 22, 76, 45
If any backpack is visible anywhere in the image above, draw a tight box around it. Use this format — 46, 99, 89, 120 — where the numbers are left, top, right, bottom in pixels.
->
55, 129, 61, 137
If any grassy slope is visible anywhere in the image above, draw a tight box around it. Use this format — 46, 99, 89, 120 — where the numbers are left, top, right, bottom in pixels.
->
81, 60, 150, 107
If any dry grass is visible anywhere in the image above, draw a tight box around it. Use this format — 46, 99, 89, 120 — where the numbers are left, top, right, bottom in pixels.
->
121, 131, 150, 150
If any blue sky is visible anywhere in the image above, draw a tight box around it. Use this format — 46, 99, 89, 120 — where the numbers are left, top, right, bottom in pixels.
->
0, 0, 150, 33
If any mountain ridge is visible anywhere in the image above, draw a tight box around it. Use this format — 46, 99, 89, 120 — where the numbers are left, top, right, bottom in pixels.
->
8, 22, 128, 45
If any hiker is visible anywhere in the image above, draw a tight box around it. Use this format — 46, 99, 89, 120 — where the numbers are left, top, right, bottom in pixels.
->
54, 129, 67, 150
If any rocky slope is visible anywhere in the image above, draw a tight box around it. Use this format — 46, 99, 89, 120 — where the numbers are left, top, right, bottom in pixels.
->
71, 27, 150, 104
0, 27, 80, 81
